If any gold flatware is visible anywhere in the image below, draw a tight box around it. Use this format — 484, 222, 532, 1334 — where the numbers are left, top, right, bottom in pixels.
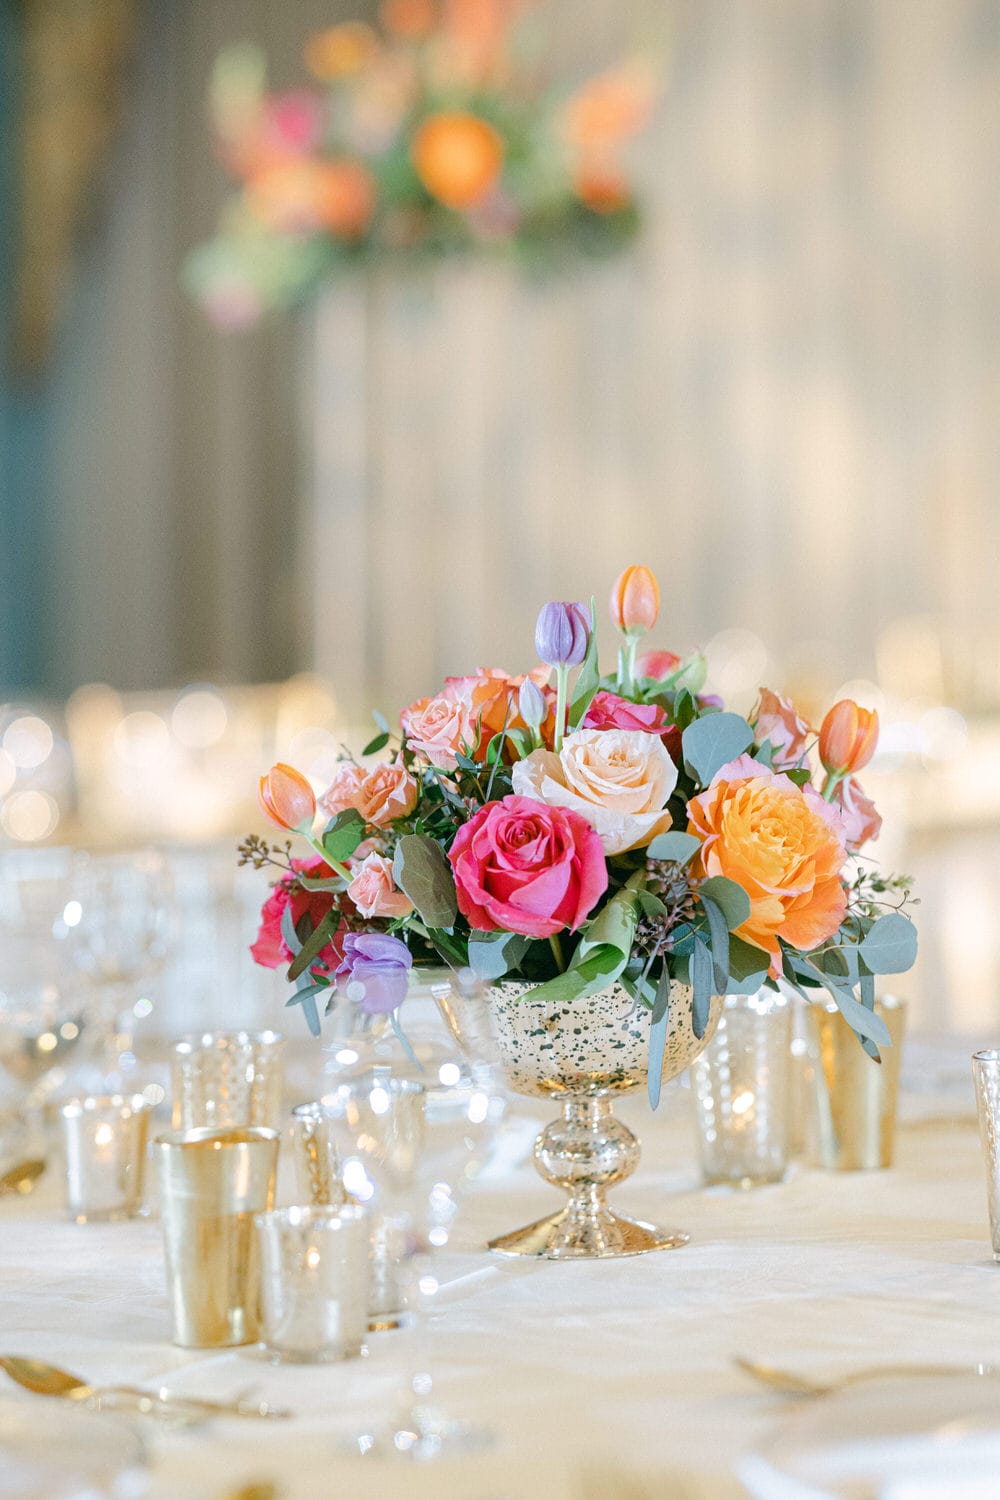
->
735, 1355, 999, 1397
222, 1486, 279, 1500
0, 1159, 45, 1196
0, 1356, 291, 1420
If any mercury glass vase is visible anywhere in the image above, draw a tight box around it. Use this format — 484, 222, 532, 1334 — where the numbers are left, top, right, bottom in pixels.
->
435, 977, 723, 1260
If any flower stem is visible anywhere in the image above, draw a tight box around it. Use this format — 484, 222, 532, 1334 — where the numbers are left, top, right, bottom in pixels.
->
548, 933, 566, 972
821, 771, 844, 803
619, 635, 638, 696
553, 663, 569, 753
307, 837, 353, 883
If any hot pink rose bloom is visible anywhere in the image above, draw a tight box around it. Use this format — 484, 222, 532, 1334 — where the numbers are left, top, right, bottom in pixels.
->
833, 776, 882, 851
636, 649, 681, 681
582, 691, 668, 736
250, 857, 344, 970
320, 763, 367, 818
448, 794, 607, 939
347, 851, 414, 919
752, 689, 813, 772
400, 691, 474, 770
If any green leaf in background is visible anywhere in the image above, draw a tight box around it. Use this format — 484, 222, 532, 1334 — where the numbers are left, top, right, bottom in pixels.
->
859, 912, 918, 974
784, 768, 812, 788
296, 873, 345, 892
647, 966, 671, 1110
372, 709, 390, 735
468, 930, 530, 982
691, 935, 714, 1039
522, 945, 628, 1004
682, 713, 754, 785
698, 876, 751, 930
392, 834, 458, 929
670, 653, 708, 696
362, 731, 391, 755
568, 597, 601, 728
322, 808, 367, 863
287, 908, 340, 983
753, 740, 774, 769
699, 895, 731, 994
646, 831, 701, 865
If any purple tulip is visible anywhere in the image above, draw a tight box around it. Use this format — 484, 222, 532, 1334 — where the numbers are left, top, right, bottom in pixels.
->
336, 932, 412, 1014
518, 676, 547, 732
534, 601, 590, 668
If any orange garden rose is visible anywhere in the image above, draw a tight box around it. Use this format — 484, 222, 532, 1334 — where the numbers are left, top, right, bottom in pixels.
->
444, 666, 552, 752
411, 112, 504, 208
688, 753, 848, 970
819, 700, 879, 777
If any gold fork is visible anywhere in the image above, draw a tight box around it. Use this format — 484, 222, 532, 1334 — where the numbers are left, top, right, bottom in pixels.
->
735, 1355, 1000, 1397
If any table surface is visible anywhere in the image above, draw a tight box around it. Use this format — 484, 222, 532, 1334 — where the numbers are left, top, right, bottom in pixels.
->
0, 1036, 992, 1500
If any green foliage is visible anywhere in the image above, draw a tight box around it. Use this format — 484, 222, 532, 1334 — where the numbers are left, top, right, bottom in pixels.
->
392, 835, 457, 930
681, 713, 754, 785
321, 809, 367, 863
698, 876, 751, 930
468, 930, 531, 981
646, 831, 701, 865
647, 966, 671, 1109
859, 912, 918, 974
568, 599, 601, 729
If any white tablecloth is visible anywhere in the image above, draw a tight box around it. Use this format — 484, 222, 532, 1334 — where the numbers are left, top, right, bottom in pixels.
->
1, 1039, 993, 1500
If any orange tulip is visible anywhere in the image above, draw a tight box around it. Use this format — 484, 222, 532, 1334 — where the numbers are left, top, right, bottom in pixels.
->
381, 0, 436, 37
304, 23, 379, 80
610, 564, 660, 634
819, 701, 879, 776
258, 763, 317, 831
411, 113, 504, 209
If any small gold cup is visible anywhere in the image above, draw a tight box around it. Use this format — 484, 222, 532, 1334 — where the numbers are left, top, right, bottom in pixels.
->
803, 995, 906, 1170
155, 1125, 279, 1348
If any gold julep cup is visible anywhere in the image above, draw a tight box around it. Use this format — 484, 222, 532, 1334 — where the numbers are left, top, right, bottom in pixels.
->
802, 995, 906, 1169
155, 1126, 279, 1348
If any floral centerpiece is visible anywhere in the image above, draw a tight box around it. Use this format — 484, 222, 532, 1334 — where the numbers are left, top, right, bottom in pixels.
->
186, 0, 656, 325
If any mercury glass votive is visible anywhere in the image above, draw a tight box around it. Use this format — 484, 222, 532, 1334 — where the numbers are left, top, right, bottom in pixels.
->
256, 1205, 370, 1363
170, 1029, 285, 1131
973, 1050, 1000, 1260
59, 1094, 153, 1223
691, 989, 792, 1187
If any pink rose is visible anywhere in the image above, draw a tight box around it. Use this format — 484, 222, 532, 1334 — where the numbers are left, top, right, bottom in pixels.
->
636, 649, 681, 681
400, 692, 474, 770
320, 763, 367, 817
833, 776, 882, 851
752, 689, 813, 771
448, 794, 607, 939
250, 857, 344, 970
347, 852, 414, 919
582, 690, 668, 736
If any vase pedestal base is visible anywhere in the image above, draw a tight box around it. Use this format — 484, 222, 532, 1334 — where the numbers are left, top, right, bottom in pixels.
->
487, 1207, 689, 1260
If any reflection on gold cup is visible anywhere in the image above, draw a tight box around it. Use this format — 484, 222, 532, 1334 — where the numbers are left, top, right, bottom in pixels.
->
803, 996, 906, 1170
155, 1125, 279, 1348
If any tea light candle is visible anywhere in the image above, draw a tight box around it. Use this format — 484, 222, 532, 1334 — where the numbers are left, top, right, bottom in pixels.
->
255, 1205, 369, 1362
59, 1095, 153, 1223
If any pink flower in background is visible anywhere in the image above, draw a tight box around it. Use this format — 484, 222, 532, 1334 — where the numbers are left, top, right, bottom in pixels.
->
833, 776, 882, 851
250, 857, 343, 970
320, 763, 368, 818
752, 689, 813, 771
347, 852, 414, 918
401, 690, 474, 770
582, 691, 668, 736
635, 649, 681, 681
448, 794, 607, 939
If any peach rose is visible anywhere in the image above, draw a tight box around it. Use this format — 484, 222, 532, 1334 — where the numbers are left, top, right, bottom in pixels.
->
444, 666, 552, 753
687, 753, 848, 971
319, 762, 367, 818
752, 689, 813, 772
347, 851, 414, 920
400, 692, 474, 770
512, 728, 676, 855
356, 763, 418, 826
833, 776, 882, 851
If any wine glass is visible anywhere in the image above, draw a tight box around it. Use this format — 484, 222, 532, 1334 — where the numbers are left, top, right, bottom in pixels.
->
70, 848, 176, 1086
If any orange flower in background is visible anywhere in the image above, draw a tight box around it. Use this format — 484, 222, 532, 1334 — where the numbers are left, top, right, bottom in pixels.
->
305, 22, 379, 80
819, 700, 879, 776
259, 763, 316, 831
610, 564, 660, 634
247, 160, 375, 239
381, 0, 437, 37
688, 754, 848, 971
412, 112, 504, 208
561, 62, 657, 150
574, 166, 631, 215
314, 160, 376, 238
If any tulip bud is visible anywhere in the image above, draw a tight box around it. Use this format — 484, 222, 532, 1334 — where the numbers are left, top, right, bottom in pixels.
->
534, 601, 590, 668
610, 565, 659, 635
518, 676, 547, 732
258, 762, 317, 831
819, 701, 879, 776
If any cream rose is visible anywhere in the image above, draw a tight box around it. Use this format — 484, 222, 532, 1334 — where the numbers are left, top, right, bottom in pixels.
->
512, 728, 676, 855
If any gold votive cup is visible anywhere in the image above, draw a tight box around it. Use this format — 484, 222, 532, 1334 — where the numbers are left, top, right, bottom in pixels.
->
170, 1030, 285, 1132
803, 995, 906, 1170
256, 1205, 370, 1363
972, 1049, 1000, 1261
59, 1094, 153, 1223
155, 1125, 279, 1348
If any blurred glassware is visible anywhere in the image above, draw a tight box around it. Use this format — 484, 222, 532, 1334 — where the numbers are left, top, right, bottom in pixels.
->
972, 1049, 1000, 1261
70, 847, 176, 1085
256, 1204, 369, 1363
59, 1092, 152, 1223
170, 1029, 285, 1131
802, 995, 906, 1170
690, 989, 793, 1188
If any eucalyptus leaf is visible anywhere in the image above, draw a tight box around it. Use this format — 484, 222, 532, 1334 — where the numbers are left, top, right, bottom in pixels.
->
691, 936, 713, 1039
859, 913, 918, 975
699, 895, 730, 993
281, 902, 302, 956
287, 908, 340, 983
682, 713, 754, 786
793, 955, 892, 1047
859, 970, 875, 1010
322, 808, 366, 863
646, 831, 701, 866
647, 966, 671, 1110
577, 889, 638, 964
296, 874, 346, 893
468, 930, 530, 982
372, 709, 390, 735
727, 933, 772, 985
392, 834, 457, 929
522, 945, 629, 1004
698, 876, 751, 930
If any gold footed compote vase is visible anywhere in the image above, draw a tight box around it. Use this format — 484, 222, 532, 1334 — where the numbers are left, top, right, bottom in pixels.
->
434, 978, 723, 1261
